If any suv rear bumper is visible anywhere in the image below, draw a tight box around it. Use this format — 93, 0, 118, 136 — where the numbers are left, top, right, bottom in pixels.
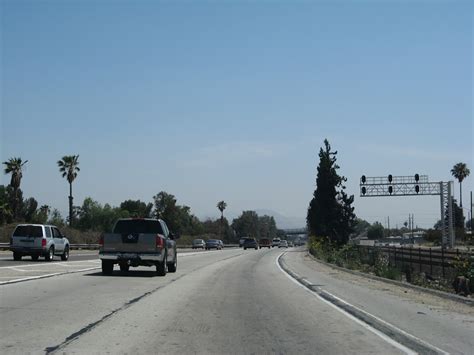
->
10, 246, 46, 254
99, 252, 163, 262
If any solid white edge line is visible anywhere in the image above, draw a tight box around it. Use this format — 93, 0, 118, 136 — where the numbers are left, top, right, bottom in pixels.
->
276, 252, 417, 355
319, 289, 449, 355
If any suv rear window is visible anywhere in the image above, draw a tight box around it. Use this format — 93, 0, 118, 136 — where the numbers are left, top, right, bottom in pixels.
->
113, 219, 164, 235
13, 225, 43, 238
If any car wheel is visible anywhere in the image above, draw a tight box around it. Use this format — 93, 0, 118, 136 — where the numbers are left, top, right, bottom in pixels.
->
255, 247, 258, 250
31, 255, 39, 261
167, 255, 177, 273
156, 255, 167, 276
102, 260, 114, 275
61, 246, 69, 261
13, 252, 22, 261
45, 247, 54, 261
119, 263, 129, 272
244, 247, 247, 250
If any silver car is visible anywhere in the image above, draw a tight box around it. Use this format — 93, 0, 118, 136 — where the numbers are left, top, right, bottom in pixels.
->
192, 239, 206, 249
10, 224, 70, 261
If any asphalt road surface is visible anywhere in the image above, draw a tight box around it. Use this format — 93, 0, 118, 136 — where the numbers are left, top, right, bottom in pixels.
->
0, 248, 472, 354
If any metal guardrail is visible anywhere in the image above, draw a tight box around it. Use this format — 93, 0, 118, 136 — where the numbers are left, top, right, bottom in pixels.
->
0, 243, 239, 251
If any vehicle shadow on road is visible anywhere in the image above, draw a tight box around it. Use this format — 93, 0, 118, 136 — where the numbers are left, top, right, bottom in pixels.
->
84, 271, 158, 278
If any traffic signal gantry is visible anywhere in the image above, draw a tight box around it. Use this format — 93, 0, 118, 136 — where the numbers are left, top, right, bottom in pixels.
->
360, 174, 455, 248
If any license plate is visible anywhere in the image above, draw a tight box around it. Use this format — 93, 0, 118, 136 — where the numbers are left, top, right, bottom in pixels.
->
119, 253, 137, 259
21, 239, 34, 243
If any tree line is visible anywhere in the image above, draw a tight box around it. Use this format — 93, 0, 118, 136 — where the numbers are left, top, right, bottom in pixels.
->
1, 156, 283, 242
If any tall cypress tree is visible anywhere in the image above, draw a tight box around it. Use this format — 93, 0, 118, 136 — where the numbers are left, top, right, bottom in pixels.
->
307, 139, 355, 245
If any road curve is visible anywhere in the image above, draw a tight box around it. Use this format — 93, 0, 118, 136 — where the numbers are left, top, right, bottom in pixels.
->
1, 248, 410, 354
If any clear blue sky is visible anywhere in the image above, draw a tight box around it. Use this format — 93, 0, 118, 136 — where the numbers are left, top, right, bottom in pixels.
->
1, 0, 472, 228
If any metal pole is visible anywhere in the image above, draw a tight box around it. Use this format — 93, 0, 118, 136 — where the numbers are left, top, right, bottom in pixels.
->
441, 247, 445, 278
440, 182, 447, 247
448, 182, 455, 248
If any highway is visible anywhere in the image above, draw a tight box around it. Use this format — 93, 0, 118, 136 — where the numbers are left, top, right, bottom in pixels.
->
0, 248, 472, 354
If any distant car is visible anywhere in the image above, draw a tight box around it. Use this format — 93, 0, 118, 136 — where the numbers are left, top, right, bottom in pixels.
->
243, 238, 258, 250
272, 238, 281, 248
288, 241, 294, 247
206, 239, 222, 250
192, 239, 206, 249
10, 224, 70, 261
218, 240, 224, 248
239, 238, 246, 247
259, 238, 271, 249
278, 240, 289, 248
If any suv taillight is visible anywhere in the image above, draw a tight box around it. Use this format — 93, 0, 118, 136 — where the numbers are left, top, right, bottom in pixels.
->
156, 234, 164, 249
42, 238, 47, 248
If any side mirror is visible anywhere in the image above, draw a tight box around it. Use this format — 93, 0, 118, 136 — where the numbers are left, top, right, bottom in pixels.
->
170, 232, 180, 240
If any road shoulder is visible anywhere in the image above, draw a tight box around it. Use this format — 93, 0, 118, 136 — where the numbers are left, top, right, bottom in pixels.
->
280, 250, 474, 355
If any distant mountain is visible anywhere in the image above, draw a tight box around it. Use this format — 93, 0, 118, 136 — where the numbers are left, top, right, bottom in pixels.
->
254, 209, 305, 230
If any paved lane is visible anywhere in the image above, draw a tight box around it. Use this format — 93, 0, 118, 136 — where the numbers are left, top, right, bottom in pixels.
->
1, 248, 408, 354
0, 249, 223, 284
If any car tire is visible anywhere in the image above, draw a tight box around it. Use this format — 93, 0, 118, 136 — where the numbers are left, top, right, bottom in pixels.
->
119, 263, 129, 272
31, 255, 39, 261
13, 252, 22, 261
156, 255, 167, 276
45, 247, 54, 261
61, 246, 69, 261
167, 255, 177, 273
244, 247, 247, 250
102, 260, 114, 275
255, 247, 258, 250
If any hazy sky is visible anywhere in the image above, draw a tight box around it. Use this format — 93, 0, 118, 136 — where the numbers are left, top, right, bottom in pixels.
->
1, 0, 472, 229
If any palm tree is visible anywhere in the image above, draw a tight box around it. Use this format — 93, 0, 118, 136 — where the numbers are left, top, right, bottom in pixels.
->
217, 200, 227, 220
451, 162, 470, 208
217, 201, 227, 239
57, 155, 80, 226
3, 157, 28, 219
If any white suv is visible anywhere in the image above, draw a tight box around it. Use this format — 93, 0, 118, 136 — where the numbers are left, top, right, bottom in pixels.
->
10, 224, 70, 261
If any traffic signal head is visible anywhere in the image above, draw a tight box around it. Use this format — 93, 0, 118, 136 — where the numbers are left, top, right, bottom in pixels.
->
362, 186, 366, 195
415, 185, 420, 194
388, 186, 393, 194
361, 175, 366, 184
388, 174, 393, 183
415, 174, 419, 182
